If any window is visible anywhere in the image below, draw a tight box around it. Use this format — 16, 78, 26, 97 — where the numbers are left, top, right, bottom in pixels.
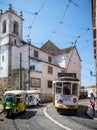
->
48, 80, 52, 88
48, 66, 53, 74
63, 83, 71, 95
34, 50, 39, 58
2, 55, 4, 62
56, 82, 62, 94
48, 56, 52, 63
31, 78, 41, 88
93, 29, 96, 39
3, 20, 6, 33
72, 83, 78, 95
94, 41, 96, 48
13, 21, 19, 35
30, 65, 35, 70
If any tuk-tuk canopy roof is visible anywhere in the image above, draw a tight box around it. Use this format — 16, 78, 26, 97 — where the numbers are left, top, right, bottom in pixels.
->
4, 90, 26, 96
26, 90, 40, 94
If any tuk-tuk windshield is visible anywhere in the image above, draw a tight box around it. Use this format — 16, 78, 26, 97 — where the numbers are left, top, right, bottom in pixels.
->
4, 95, 15, 102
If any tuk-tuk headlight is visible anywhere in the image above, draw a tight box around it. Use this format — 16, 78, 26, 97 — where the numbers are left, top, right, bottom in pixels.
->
6, 102, 11, 105
13, 104, 16, 106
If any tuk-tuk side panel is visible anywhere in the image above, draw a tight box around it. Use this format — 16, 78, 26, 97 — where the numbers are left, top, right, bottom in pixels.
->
16, 102, 26, 112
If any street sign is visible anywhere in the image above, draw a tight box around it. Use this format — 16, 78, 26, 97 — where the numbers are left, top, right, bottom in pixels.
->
25, 80, 31, 84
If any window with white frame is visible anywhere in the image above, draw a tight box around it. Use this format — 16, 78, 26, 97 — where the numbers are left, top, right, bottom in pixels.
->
2, 55, 4, 62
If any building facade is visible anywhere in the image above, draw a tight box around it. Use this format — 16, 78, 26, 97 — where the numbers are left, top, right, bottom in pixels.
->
86, 85, 96, 97
0, 4, 81, 102
92, 0, 97, 96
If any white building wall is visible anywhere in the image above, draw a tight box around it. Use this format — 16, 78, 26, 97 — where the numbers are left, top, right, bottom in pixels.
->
66, 48, 81, 80
0, 45, 9, 77
30, 62, 63, 95
12, 45, 29, 70
30, 46, 54, 64
53, 54, 66, 68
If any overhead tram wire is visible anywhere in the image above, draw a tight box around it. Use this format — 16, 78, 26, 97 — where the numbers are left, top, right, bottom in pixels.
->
0, 1, 34, 16
79, 28, 90, 38
66, 39, 78, 72
52, 0, 89, 40
43, 0, 91, 47
27, 0, 47, 39
0, 1, 47, 41
52, 31, 80, 39
66, 0, 91, 14
65, 27, 90, 72
60, 21, 90, 31
53, 0, 71, 32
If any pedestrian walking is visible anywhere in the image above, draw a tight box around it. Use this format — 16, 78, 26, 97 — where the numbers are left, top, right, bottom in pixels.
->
90, 92, 96, 116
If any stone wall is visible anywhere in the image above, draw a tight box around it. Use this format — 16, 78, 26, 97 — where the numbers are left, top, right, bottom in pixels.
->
0, 69, 27, 101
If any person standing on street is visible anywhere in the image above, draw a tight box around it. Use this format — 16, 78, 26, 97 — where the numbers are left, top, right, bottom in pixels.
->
90, 92, 96, 116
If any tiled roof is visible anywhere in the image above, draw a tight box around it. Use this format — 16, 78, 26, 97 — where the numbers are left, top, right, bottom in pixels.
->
40, 40, 61, 55
40, 40, 74, 56
86, 85, 96, 88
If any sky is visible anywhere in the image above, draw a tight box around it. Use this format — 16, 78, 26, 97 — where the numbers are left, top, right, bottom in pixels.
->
0, 0, 96, 87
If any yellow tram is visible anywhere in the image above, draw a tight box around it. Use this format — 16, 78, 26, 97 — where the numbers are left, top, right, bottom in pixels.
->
52, 73, 80, 113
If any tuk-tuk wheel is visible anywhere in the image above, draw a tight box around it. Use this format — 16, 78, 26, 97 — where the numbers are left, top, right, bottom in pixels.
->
6, 109, 12, 118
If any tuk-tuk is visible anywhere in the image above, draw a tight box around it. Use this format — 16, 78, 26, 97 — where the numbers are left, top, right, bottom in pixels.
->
3, 90, 26, 118
26, 90, 41, 107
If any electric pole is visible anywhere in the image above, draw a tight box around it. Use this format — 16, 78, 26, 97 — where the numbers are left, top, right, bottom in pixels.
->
20, 52, 22, 90
28, 39, 31, 90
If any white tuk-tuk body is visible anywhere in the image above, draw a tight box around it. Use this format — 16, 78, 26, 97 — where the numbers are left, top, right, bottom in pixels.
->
26, 90, 40, 106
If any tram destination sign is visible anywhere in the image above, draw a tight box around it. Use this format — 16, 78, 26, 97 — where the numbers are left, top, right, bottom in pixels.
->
58, 73, 76, 78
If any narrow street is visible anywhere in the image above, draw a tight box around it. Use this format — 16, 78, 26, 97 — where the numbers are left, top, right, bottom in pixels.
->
0, 99, 97, 130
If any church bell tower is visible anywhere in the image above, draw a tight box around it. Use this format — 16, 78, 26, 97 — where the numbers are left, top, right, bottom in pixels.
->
0, 4, 24, 77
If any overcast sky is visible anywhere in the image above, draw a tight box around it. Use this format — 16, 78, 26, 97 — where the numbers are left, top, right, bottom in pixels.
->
0, 0, 95, 87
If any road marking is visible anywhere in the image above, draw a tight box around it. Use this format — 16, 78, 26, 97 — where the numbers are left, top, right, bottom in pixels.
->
43, 105, 72, 130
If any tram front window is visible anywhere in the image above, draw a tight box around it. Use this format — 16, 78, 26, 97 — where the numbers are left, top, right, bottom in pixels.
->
63, 83, 71, 95
72, 83, 78, 95
56, 82, 62, 94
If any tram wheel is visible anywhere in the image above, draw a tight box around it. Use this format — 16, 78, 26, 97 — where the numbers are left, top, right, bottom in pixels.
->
56, 108, 63, 114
